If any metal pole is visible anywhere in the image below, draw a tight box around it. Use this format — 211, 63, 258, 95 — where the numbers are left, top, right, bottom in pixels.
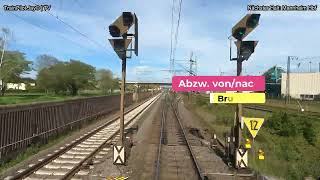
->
235, 60, 242, 149
319, 62, 320, 72
286, 56, 290, 104
0, 34, 6, 92
309, 61, 312, 72
189, 54, 192, 76
0, 36, 5, 67
0, 30, 7, 65
120, 55, 126, 146
235, 40, 242, 149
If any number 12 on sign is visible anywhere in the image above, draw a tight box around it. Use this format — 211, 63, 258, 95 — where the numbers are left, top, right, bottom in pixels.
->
243, 117, 264, 138
250, 120, 258, 130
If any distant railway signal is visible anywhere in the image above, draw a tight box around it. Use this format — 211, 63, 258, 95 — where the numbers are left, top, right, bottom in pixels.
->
230, 13, 261, 169
232, 14, 261, 41
246, 14, 260, 28
236, 41, 258, 61
108, 11, 138, 59
232, 27, 246, 41
108, 12, 138, 166
108, 39, 132, 59
109, 12, 135, 37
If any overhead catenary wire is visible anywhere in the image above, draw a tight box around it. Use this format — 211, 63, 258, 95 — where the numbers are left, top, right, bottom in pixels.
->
169, 0, 175, 74
26, 0, 111, 54
172, 0, 183, 65
287, 56, 320, 73
7, 12, 93, 53
169, 0, 183, 75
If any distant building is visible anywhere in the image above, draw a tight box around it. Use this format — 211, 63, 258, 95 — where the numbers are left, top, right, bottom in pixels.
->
263, 66, 285, 98
7, 83, 26, 90
6, 83, 36, 90
281, 73, 320, 100
6, 78, 36, 91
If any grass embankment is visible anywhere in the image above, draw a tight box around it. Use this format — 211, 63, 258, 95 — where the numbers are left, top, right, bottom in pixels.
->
183, 94, 320, 179
265, 98, 320, 113
0, 91, 118, 105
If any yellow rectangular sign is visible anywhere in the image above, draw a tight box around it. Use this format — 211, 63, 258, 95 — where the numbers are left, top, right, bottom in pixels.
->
210, 93, 265, 103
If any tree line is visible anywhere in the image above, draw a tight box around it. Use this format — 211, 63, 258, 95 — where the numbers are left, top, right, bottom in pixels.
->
0, 51, 119, 96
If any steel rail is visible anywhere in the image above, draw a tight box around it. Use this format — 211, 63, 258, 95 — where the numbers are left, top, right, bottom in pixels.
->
243, 106, 272, 112
62, 94, 160, 179
244, 105, 320, 121
10, 94, 160, 180
154, 94, 167, 180
171, 100, 205, 180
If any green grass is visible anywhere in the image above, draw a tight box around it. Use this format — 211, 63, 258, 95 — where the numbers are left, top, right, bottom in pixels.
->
0, 94, 72, 105
266, 98, 320, 113
183, 94, 320, 179
0, 91, 118, 105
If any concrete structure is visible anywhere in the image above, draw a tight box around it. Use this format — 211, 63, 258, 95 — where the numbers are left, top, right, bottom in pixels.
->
281, 73, 320, 100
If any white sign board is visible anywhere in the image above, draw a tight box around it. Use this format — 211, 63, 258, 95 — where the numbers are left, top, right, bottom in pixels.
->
113, 145, 125, 165
236, 145, 248, 168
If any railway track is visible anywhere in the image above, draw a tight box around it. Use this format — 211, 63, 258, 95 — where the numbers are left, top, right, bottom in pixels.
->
243, 105, 273, 112
7, 94, 161, 180
200, 93, 320, 118
154, 94, 205, 180
244, 105, 320, 120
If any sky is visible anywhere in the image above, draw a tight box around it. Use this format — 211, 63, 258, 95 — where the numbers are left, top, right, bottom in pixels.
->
1, 0, 320, 82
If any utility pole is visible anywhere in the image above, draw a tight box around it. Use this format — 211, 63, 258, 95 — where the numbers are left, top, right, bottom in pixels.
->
0, 31, 7, 92
286, 56, 291, 104
309, 61, 312, 72
194, 56, 198, 76
0, 34, 6, 67
189, 52, 193, 76
188, 52, 197, 76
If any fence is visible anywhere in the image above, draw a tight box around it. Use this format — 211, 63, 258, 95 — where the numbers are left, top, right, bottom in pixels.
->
0, 92, 153, 160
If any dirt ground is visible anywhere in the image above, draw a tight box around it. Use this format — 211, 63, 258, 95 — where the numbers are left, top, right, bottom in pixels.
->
177, 96, 255, 180
126, 94, 256, 180
126, 93, 163, 179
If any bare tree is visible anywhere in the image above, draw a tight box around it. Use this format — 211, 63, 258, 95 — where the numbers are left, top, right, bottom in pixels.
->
35, 54, 60, 71
0, 28, 13, 92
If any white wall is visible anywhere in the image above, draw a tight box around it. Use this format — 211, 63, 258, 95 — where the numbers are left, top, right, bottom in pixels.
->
281, 73, 320, 99
7, 83, 27, 90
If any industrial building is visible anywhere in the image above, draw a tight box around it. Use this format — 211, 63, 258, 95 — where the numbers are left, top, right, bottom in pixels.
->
281, 73, 320, 100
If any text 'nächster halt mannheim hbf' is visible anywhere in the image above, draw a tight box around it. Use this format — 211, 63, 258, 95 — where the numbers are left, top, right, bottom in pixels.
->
247, 4, 318, 11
